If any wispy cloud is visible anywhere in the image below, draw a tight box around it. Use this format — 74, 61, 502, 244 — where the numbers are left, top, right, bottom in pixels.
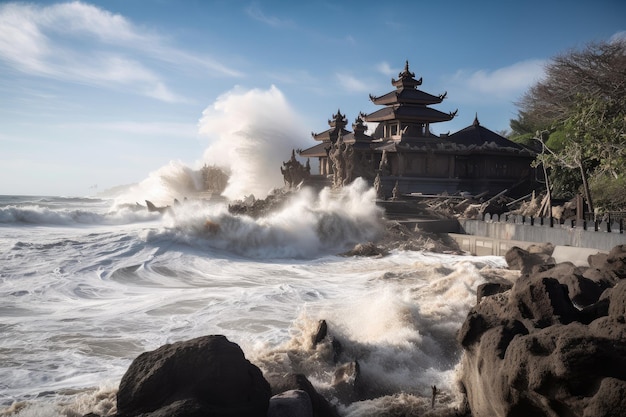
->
610, 31, 626, 43
376, 61, 395, 77
58, 121, 198, 137
0, 2, 242, 102
335, 72, 370, 93
245, 3, 294, 28
445, 59, 546, 102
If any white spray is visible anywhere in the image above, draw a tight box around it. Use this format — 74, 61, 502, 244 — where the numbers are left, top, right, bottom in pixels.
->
198, 85, 311, 200
113, 85, 311, 206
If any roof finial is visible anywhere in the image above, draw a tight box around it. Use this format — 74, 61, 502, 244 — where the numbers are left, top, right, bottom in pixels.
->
473, 113, 480, 126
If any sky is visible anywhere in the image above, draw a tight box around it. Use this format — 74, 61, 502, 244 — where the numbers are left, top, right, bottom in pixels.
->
1, 0, 625, 197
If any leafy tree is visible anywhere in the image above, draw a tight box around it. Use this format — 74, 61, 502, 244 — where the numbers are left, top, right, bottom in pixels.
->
510, 39, 626, 212
516, 40, 626, 128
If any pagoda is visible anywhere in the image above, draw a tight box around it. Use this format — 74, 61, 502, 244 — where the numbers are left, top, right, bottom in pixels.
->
300, 110, 376, 179
294, 61, 537, 198
365, 60, 456, 143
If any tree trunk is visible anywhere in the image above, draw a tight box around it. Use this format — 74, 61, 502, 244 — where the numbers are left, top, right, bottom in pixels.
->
579, 162, 594, 216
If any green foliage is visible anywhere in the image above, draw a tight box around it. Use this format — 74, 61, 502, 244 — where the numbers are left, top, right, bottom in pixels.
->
510, 39, 626, 211
509, 132, 537, 148
563, 94, 626, 178
544, 129, 567, 152
589, 175, 626, 212
547, 165, 580, 200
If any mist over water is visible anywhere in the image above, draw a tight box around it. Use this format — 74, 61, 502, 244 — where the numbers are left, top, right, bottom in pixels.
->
113, 161, 205, 207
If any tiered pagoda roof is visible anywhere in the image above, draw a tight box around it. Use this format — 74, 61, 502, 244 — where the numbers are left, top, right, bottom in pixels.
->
364, 61, 456, 125
311, 109, 351, 142
300, 113, 374, 158
341, 113, 374, 149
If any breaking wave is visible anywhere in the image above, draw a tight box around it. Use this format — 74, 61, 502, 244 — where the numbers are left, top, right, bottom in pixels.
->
149, 178, 385, 258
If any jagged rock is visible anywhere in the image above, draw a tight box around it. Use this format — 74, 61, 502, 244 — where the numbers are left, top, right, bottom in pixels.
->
268, 390, 313, 417
476, 281, 513, 303
504, 246, 553, 275
608, 280, 626, 318
604, 244, 626, 280
115, 335, 271, 417
588, 251, 609, 269
508, 274, 578, 326
341, 241, 388, 257
534, 262, 610, 308
458, 245, 626, 417
332, 361, 361, 403
265, 373, 340, 417
311, 319, 328, 347
583, 377, 626, 417
526, 242, 555, 256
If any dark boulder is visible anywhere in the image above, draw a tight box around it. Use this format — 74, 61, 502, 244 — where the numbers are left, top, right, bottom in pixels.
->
476, 280, 512, 303
504, 246, 553, 275
535, 262, 609, 308
116, 335, 271, 417
268, 390, 313, 417
265, 373, 340, 417
458, 245, 626, 417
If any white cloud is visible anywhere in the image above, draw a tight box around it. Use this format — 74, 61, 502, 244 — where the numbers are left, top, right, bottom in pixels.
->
376, 61, 395, 76
245, 3, 294, 28
610, 31, 626, 44
335, 72, 369, 93
0, 2, 241, 102
446, 59, 546, 102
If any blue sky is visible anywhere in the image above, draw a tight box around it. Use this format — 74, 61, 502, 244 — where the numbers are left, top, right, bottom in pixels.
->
1, 0, 624, 197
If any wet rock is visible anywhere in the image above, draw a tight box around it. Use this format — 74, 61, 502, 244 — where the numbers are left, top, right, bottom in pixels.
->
504, 246, 553, 275
265, 373, 340, 417
476, 281, 512, 303
311, 319, 328, 347
587, 251, 609, 269
332, 361, 361, 403
458, 245, 626, 417
508, 274, 578, 326
535, 262, 609, 308
268, 390, 313, 417
115, 335, 271, 417
341, 241, 388, 257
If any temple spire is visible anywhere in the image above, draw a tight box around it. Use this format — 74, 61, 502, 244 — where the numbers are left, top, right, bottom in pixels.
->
391, 60, 422, 89
473, 113, 480, 126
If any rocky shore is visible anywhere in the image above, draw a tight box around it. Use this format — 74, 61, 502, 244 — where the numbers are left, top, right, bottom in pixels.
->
82, 242, 626, 417
457, 244, 626, 416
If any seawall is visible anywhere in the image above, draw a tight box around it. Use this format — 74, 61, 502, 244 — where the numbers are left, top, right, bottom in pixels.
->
392, 215, 625, 266
457, 215, 626, 252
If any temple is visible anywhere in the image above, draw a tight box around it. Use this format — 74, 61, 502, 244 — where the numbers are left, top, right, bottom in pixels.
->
295, 61, 536, 198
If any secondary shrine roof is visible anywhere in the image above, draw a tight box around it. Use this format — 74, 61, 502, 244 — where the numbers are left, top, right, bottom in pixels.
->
299, 142, 329, 158
312, 109, 350, 142
446, 115, 531, 153
311, 128, 352, 142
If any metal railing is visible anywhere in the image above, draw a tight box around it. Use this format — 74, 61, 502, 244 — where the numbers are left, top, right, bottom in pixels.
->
482, 212, 625, 234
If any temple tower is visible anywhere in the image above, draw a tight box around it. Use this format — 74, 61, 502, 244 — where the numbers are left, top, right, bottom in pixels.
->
364, 60, 456, 143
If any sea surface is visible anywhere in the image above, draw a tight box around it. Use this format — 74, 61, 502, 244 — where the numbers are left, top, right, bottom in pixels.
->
0, 185, 507, 417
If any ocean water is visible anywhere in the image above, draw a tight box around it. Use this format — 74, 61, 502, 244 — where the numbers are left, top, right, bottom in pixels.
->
0, 184, 508, 417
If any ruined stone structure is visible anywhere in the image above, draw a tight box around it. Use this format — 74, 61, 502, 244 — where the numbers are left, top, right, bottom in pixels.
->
297, 61, 536, 198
